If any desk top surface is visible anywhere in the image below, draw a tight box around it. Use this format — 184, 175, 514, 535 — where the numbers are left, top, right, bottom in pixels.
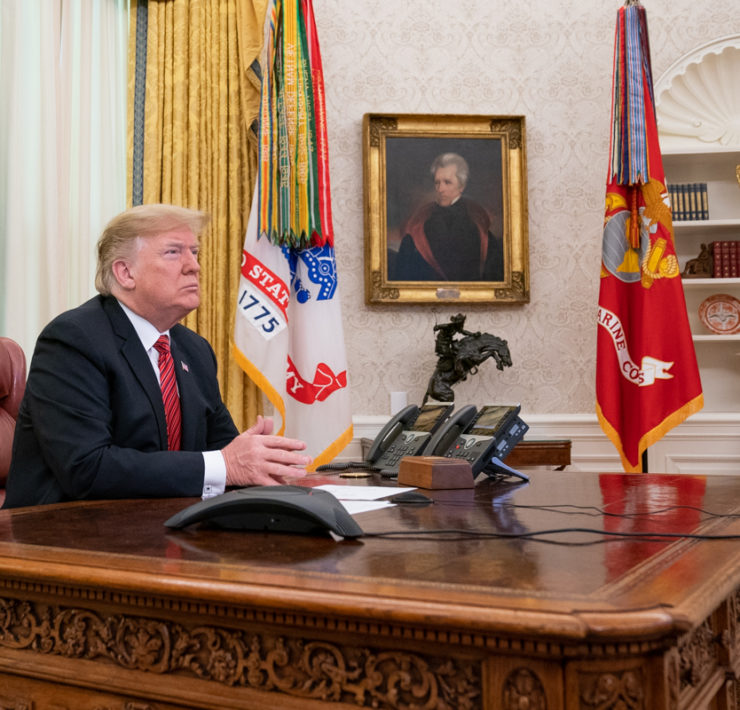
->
1, 470, 738, 642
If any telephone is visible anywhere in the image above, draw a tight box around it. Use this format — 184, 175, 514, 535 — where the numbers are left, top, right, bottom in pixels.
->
164, 485, 364, 538
422, 404, 529, 479
316, 401, 527, 480
366, 402, 454, 473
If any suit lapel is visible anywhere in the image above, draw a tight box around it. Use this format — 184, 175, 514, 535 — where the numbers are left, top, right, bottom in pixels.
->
102, 297, 169, 450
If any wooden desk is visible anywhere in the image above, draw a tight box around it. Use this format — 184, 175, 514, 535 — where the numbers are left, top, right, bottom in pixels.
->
0, 470, 738, 710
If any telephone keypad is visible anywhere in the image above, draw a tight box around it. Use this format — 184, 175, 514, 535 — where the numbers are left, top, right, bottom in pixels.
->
375, 431, 431, 468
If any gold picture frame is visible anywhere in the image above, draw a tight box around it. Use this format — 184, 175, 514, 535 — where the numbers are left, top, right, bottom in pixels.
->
363, 113, 529, 304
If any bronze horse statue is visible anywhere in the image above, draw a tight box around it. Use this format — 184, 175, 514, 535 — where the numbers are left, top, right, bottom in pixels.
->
423, 316, 512, 404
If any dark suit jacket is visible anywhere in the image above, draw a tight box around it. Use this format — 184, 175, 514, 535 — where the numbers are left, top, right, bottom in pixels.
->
3, 295, 238, 508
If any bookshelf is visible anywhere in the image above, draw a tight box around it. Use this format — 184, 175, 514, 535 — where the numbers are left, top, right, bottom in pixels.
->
664, 152, 740, 413
649, 35, 740, 472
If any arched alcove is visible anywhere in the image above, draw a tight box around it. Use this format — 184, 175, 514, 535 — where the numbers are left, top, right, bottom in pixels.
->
655, 35, 740, 151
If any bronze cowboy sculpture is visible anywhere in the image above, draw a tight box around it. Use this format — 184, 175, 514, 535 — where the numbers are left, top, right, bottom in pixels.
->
423, 313, 512, 404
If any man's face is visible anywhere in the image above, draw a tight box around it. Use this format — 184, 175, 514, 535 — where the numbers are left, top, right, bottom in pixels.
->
434, 165, 464, 206
122, 228, 201, 331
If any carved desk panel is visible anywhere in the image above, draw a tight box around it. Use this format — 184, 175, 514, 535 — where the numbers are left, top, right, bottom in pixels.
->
0, 470, 738, 710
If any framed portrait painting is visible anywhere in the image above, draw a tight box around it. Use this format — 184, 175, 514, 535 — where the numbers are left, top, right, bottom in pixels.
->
363, 114, 529, 304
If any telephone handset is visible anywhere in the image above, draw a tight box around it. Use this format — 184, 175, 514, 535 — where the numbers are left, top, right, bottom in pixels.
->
315, 403, 454, 474
420, 404, 478, 458
425, 404, 529, 479
364, 404, 419, 464
366, 403, 454, 474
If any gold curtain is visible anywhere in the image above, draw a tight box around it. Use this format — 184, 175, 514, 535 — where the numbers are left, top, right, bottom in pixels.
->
127, 0, 268, 431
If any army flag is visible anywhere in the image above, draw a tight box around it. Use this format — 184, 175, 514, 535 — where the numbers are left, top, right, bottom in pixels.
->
596, 1, 703, 472
233, 0, 352, 468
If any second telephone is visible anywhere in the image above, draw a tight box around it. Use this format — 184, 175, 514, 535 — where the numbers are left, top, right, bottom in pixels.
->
422, 404, 529, 478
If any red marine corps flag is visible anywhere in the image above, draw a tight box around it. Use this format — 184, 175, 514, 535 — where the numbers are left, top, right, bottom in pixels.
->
233, 0, 352, 468
596, 0, 703, 472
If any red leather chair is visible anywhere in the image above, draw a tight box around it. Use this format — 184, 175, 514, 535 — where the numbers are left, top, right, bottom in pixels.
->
0, 337, 26, 504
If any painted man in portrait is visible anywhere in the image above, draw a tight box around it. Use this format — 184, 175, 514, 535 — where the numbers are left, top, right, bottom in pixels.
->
390, 152, 503, 282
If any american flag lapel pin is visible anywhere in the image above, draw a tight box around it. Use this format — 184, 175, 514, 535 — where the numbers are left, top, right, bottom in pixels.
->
181, 361, 189, 373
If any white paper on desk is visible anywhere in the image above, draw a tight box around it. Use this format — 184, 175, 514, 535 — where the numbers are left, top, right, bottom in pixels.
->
316, 484, 415, 500
315, 484, 417, 516
340, 500, 395, 515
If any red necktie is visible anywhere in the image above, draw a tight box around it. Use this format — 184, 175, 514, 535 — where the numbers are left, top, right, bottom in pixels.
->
154, 335, 182, 451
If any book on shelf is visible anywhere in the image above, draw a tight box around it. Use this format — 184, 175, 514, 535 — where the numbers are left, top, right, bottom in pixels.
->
711, 240, 740, 278
668, 182, 709, 221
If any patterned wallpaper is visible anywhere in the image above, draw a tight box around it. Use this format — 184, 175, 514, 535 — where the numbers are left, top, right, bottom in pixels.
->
311, 0, 740, 417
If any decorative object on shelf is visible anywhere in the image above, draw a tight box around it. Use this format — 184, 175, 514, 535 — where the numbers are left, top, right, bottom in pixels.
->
736, 164, 740, 187
698, 293, 740, 335
422, 313, 511, 404
682, 243, 713, 278
711, 240, 740, 278
668, 182, 708, 221
362, 113, 529, 305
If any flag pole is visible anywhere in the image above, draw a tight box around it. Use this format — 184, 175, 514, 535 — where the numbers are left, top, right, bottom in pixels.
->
626, 0, 649, 473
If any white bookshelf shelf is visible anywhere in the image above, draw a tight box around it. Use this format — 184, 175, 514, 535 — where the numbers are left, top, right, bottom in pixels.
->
692, 334, 740, 342
673, 218, 740, 229
682, 277, 740, 287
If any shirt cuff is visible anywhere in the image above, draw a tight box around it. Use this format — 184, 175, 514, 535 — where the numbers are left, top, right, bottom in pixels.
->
202, 450, 227, 499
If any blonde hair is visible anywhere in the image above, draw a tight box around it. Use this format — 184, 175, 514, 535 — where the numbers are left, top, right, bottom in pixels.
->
95, 204, 210, 295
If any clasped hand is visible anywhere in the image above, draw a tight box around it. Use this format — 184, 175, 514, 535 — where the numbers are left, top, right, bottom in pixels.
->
222, 415, 311, 486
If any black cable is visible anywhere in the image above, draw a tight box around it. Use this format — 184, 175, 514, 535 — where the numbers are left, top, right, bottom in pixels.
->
504, 503, 740, 520
358, 533, 629, 547
360, 527, 740, 543
425, 500, 740, 521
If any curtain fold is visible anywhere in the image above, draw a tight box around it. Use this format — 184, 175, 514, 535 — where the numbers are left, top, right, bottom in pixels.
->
128, 0, 267, 430
0, 0, 128, 361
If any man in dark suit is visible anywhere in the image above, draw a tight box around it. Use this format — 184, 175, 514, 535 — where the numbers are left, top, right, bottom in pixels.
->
3, 204, 311, 508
